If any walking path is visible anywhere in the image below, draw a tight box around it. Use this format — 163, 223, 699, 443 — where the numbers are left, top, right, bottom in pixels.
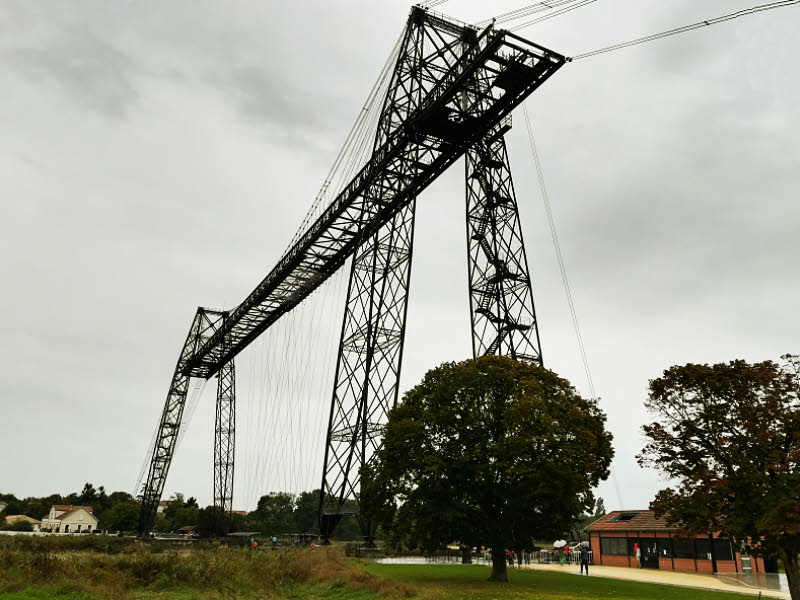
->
522, 563, 790, 598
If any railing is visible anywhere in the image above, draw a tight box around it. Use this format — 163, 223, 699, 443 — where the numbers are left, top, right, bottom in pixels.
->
344, 544, 386, 560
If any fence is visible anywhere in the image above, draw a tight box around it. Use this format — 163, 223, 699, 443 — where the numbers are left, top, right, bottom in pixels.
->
357, 545, 594, 566
533, 550, 593, 565
344, 544, 385, 560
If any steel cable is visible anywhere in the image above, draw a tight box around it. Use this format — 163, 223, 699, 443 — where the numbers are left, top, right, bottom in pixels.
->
570, 0, 800, 60
522, 102, 625, 510
477, 0, 588, 27
509, 0, 597, 31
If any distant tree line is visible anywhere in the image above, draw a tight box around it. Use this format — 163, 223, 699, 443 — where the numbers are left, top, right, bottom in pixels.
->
0, 484, 363, 540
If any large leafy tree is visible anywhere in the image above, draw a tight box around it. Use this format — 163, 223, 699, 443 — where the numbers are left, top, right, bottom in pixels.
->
639, 356, 800, 599
104, 501, 140, 532
255, 492, 296, 534
362, 355, 614, 582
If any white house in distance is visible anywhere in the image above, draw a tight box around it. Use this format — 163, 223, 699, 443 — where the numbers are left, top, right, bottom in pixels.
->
40, 505, 98, 533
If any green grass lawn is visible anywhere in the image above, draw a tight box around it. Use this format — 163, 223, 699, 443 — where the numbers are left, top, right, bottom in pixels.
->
364, 563, 759, 600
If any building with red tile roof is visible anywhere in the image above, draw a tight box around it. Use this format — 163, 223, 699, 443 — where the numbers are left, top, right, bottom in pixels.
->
587, 510, 769, 575
40, 505, 98, 533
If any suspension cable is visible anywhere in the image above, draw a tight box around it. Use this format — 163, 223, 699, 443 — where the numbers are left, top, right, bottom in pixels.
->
286, 28, 404, 253
570, 0, 799, 60
522, 104, 595, 401
522, 102, 625, 509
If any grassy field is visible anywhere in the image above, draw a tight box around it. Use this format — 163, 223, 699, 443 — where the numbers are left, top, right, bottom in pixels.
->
365, 563, 756, 600
0, 536, 764, 600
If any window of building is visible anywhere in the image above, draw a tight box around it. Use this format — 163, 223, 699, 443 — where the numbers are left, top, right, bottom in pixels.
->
657, 538, 673, 557
696, 539, 712, 560
713, 539, 734, 561
64, 525, 69, 533
600, 537, 628, 555
611, 512, 640, 522
673, 539, 695, 559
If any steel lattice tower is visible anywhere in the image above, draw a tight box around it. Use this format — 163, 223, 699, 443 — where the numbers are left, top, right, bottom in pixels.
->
318, 8, 548, 544
137, 5, 564, 538
138, 308, 236, 535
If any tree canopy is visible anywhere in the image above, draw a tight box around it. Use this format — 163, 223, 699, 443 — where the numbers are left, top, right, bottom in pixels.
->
639, 355, 800, 599
362, 355, 614, 582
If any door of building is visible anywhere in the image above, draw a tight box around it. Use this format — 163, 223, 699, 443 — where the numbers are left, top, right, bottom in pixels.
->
640, 538, 660, 569
629, 538, 660, 569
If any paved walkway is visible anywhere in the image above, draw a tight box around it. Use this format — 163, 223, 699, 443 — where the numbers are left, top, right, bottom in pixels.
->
522, 563, 791, 598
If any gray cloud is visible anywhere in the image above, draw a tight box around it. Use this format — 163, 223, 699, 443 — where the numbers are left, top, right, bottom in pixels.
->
0, 0, 798, 514
5, 28, 136, 117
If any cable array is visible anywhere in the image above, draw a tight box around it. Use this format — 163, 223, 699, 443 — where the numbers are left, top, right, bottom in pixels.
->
238, 266, 348, 508
570, 0, 800, 60
232, 26, 408, 509
509, 0, 597, 31
475, 0, 594, 28
285, 30, 405, 255
418, 0, 452, 9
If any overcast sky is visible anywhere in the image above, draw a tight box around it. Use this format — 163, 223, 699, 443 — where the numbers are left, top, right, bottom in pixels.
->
1, 0, 798, 514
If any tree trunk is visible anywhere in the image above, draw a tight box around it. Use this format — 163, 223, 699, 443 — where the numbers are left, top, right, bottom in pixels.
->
461, 545, 472, 564
779, 547, 800, 600
489, 546, 508, 582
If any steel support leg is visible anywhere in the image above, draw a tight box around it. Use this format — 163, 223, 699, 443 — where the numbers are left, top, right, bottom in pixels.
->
213, 354, 235, 536
319, 200, 417, 545
138, 308, 228, 536
465, 134, 543, 363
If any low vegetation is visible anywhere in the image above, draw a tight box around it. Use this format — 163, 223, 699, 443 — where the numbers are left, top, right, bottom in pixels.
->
0, 535, 413, 599
0, 535, 768, 600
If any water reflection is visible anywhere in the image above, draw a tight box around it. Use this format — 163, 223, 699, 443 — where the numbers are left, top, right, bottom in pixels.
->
715, 572, 789, 592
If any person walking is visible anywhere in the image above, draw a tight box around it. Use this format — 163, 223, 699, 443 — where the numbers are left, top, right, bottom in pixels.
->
580, 544, 590, 575
634, 542, 642, 568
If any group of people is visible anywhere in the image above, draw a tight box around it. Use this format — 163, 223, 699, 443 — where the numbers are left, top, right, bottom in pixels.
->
557, 543, 592, 575
505, 549, 535, 565
500, 543, 592, 575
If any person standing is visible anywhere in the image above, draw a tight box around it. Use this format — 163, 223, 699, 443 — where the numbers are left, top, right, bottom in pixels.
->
580, 544, 590, 575
634, 542, 642, 568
